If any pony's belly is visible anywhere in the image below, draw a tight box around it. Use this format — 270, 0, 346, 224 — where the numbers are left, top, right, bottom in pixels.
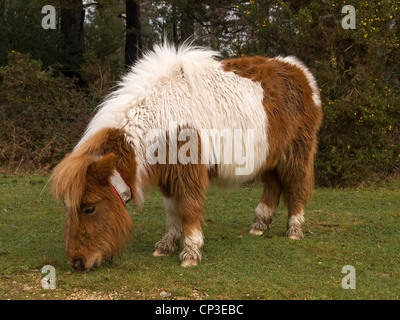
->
207, 131, 268, 187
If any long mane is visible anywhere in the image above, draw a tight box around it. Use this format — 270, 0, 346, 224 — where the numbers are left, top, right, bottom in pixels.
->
76, 42, 221, 149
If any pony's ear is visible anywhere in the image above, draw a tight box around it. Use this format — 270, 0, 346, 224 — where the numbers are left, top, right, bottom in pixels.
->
89, 153, 116, 185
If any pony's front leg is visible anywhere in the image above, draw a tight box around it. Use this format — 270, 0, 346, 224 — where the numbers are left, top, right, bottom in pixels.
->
156, 159, 208, 266
153, 197, 182, 257
180, 228, 204, 267
177, 200, 204, 267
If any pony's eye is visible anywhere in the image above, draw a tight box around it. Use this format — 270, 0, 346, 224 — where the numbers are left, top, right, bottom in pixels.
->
84, 207, 96, 215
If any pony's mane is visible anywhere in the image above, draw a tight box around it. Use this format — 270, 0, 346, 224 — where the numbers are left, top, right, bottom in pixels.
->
76, 42, 221, 149
51, 154, 95, 218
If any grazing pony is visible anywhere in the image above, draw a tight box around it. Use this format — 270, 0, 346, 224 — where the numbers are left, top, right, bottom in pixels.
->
51, 43, 322, 270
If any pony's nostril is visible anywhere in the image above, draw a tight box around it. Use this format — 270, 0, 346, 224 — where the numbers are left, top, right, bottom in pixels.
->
72, 257, 86, 271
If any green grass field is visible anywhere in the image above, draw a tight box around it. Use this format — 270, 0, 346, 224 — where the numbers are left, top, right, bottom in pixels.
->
0, 175, 399, 300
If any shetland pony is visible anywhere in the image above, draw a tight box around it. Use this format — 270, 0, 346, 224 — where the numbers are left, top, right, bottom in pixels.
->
51, 43, 322, 270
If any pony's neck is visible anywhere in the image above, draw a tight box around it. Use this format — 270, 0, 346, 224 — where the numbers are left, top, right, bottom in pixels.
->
74, 127, 145, 206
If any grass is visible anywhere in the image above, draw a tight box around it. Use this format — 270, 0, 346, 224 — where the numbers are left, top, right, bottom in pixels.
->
0, 174, 399, 300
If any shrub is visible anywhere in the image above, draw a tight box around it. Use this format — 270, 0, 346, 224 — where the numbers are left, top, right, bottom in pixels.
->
317, 77, 400, 187
0, 51, 96, 172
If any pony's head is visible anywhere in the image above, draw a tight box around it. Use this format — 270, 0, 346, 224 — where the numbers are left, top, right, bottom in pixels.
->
51, 152, 133, 271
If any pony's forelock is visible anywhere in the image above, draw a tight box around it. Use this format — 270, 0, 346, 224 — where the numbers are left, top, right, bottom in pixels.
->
51, 154, 95, 219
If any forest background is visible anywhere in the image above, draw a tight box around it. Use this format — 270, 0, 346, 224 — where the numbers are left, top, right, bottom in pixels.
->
0, 0, 399, 187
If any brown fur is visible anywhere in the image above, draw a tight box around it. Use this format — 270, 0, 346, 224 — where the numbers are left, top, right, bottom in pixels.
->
51, 129, 135, 270
153, 128, 208, 239
51, 55, 323, 270
222, 56, 323, 235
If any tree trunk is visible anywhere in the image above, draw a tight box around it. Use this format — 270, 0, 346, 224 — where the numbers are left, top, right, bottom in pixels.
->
0, 1, 5, 17
172, 1, 178, 47
60, 0, 85, 42
179, 2, 194, 43
60, 0, 85, 80
125, 0, 142, 69
209, 6, 222, 51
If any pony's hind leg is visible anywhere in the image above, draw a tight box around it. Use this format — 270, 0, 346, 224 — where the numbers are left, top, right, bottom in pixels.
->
153, 197, 182, 257
279, 140, 316, 240
250, 169, 282, 235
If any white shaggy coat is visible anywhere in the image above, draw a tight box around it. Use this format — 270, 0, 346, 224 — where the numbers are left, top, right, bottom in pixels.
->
76, 43, 269, 190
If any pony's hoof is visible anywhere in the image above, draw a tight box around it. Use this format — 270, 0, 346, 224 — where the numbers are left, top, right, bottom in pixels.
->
153, 249, 169, 257
288, 235, 301, 240
180, 259, 198, 267
249, 228, 264, 235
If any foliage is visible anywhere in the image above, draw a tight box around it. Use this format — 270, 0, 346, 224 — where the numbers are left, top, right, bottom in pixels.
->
299, 0, 400, 186
318, 81, 400, 186
0, 52, 95, 172
0, 0, 399, 186
83, 0, 125, 66
0, 0, 65, 69
81, 0, 126, 99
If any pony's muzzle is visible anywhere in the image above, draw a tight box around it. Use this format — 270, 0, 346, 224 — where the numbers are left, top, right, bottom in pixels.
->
71, 256, 86, 271
70, 255, 102, 271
